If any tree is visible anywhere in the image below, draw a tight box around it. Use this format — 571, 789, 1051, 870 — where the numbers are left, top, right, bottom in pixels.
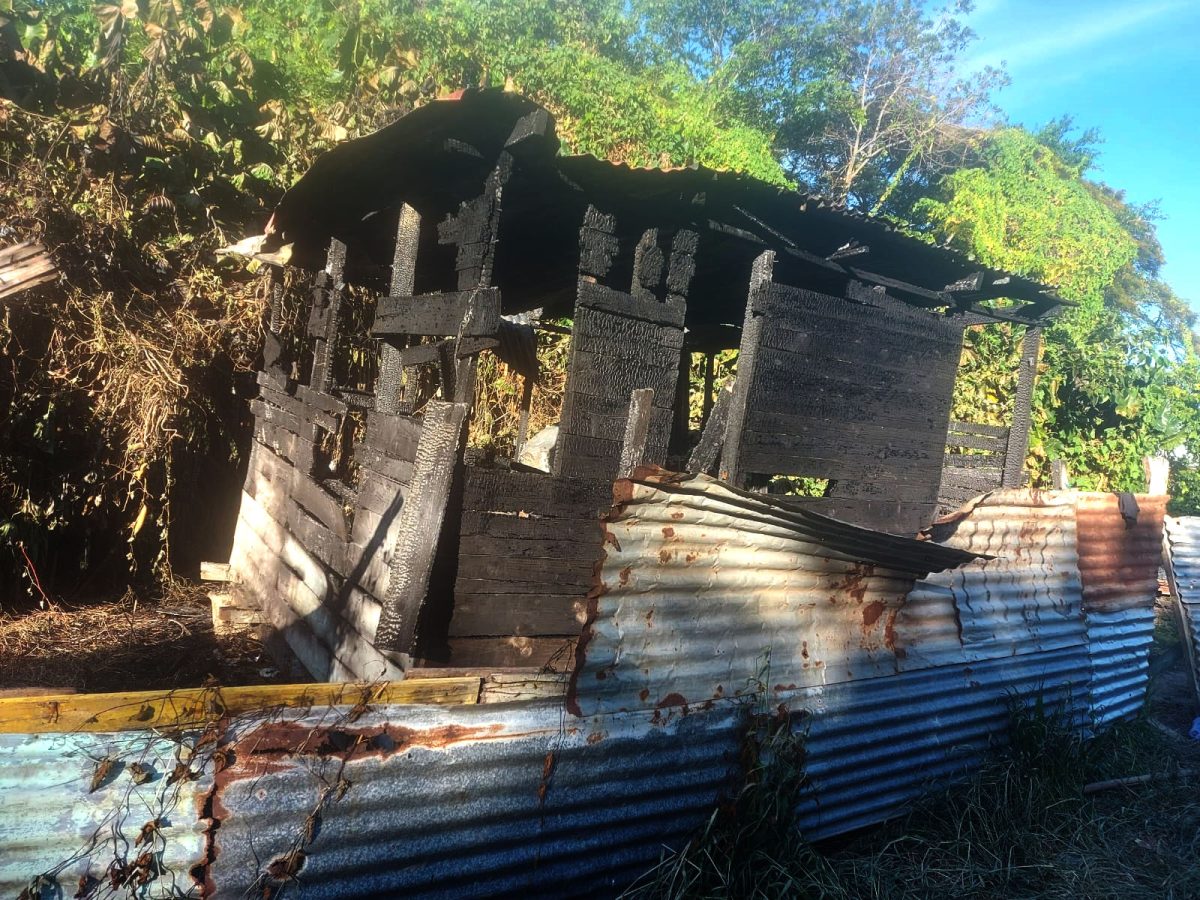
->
916, 127, 1200, 500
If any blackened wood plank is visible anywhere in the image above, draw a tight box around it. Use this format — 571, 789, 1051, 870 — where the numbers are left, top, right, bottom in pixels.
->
459, 510, 602, 543
688, 382, 732, 475
461, 469, 611, 518
575, 280, 685, 327
448, 594, 588, 638
1003, 326, 1041, 488
373, 288, 500, 338
362, 410, 423, 461
353, 445, 416, 485
722, 250, 774, 486
618, 389, 655, 478
444, 636, 577, 671
378, 203, 421, 415
456, 533, 603, 561
455, 554, 596, 588
374, 401, 468, 655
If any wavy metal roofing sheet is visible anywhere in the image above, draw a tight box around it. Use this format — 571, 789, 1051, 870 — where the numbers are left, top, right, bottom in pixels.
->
206, 700, 745, 899
1076, 494, 1165, 725
1163, 515, 1200, 701
570, 472, 977, 718
0, 729, 211, 898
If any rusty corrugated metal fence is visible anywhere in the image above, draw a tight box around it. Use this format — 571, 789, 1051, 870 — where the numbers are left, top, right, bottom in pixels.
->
0, 475, 1167, 897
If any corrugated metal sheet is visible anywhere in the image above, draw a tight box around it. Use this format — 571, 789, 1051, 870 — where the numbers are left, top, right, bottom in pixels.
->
0, 479, 1170, 897
1163, 515, 1200, 700
206, 701, 744, 899
790, 645, 1091, 839
0, 729, 211, 898
1076, 494, 1165, 725
571, 472, 978, 718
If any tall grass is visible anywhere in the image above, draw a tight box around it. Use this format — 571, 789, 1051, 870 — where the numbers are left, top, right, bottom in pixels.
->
624, 698, 1200, 900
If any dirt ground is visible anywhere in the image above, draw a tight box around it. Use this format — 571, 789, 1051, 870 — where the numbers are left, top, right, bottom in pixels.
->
0, 581, 278, 693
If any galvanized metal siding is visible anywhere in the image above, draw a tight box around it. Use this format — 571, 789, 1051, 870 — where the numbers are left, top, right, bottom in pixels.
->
920, 493, 1087, 662
572, 474, 975, 718
1076, 494, 1165, 725
0, 730, 210, 898
790, 645, 1091, 839
1164, 516, 1200, 698
207, 702, 745, 899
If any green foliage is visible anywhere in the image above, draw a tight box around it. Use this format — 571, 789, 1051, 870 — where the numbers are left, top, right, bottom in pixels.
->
917, 128, 1200, 496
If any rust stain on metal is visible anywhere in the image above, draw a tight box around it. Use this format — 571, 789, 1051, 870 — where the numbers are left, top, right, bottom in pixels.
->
861, 600, 885, 627
661, 526, 675, 539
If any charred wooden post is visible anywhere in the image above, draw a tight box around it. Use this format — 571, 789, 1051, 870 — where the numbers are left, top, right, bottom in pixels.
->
1003, 326, 1042, 488
618, 389, 655, 478
689, 382, 732, 476
374, 401, 469, 657
308, 238, 346, 395
377, 203, 421, 415
721, 250, 774, 488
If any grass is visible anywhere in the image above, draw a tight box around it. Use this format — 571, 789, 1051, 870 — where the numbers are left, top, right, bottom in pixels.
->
624, 662, 1200, 900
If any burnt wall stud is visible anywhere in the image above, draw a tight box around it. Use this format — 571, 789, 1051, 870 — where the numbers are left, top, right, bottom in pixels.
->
378, 203, 421, 415
1003, 326, 1042, 488
308, 237, 346, 395
720, 249, 775, 488
374, 400, 469, 658
618, 389, 655, 479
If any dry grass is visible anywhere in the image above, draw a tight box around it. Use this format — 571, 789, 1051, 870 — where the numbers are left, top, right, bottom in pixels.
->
0, 581, 273, 694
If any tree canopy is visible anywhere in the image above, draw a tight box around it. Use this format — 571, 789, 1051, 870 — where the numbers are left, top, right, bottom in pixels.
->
0, 0, 1196, 594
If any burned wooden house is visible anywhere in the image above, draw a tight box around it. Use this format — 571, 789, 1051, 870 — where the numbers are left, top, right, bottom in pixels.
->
228, 89, 1063, 680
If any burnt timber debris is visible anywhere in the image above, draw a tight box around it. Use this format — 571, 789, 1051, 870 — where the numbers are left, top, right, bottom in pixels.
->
1, 89, 1177, 899
226, 88, 1071, 675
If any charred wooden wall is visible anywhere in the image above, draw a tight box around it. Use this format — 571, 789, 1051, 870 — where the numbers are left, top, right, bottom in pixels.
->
444, 468, 610, 670
723, 260, 966, 535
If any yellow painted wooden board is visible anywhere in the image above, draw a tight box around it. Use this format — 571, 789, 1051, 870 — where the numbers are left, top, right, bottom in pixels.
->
0, 677, 484, 734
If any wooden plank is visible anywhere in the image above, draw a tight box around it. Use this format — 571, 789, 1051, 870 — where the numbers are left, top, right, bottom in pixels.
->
1003, 326, 1041, 488
948, 419, 1009, 438
459, 510, 602, 543
200, 561, 234, 582
722, 250, 774, 486
461, 469, 611, 519
480, 672, 570, 704
378, 203, 421, 415
375, 401, 469, 655
618, 389, 655, 478
446, 637, 577, 671
373, 288, 501, 338
354, 445, 417, 485
575, 280, 686, 328
0, 677, 484, 735
398, 336, 498, 367
363, 410, 423, 461
688, 382, 732, 475
234, 495, 401, 680
455, 555, 596, 589
448, 593, 588, 637
457, 533, 603, 561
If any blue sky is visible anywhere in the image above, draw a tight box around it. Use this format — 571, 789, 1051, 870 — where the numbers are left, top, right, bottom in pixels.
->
960, 0, 1200, 308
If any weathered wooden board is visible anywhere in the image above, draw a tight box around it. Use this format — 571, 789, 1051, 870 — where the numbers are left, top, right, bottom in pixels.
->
375, 401, 469, 654
373, 288, 501, 337
726, 276, 964, 535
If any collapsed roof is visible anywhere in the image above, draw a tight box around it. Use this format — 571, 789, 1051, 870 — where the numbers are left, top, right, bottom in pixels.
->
257, 89, 1064, 347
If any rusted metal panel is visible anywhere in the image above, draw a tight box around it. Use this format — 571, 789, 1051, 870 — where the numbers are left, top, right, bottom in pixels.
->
1075, 494, 1166, 725
790, 644, 1092, 839
0, 730, 211, 898
921, 492, 1087, 663
571, 471, 978, 718
1163, 516, 1200, 701
205, 701, 744, 898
